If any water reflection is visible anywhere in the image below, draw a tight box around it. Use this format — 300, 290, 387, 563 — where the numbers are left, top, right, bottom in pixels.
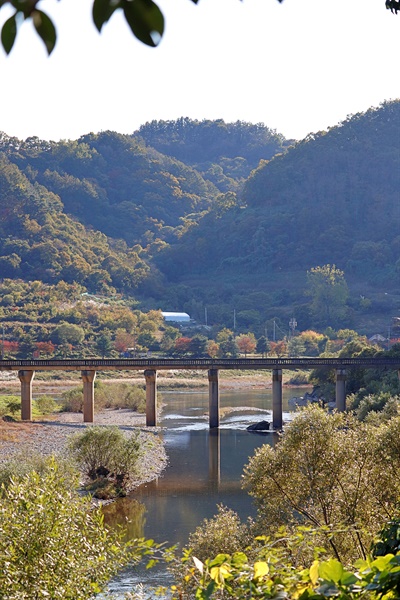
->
105, 388, 301, 595
104, 498, 147, 541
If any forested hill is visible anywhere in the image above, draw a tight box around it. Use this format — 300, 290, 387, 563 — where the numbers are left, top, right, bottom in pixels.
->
137, 118, 291, 192
154, 101, 400, 330
0, 106, 399, 334
0, 130, 220, 246
0, 121, 287, 296
0, 154, 150, 292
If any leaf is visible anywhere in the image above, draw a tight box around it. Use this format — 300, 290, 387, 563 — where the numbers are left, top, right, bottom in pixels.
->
318, 559, 344, 584
92, 0, 120, 32
254, 561, 269, 579
1, 14, 17, 55
309, 560, 320, 585
122, 0, 164, 47
32, 10, 56, 54
192, 555, 204, 574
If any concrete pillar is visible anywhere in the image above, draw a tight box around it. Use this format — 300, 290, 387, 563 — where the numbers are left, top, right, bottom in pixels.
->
272, 369, 283, 430
208, 368, 220, 429
81, 370, 96, 423
18, 370, 35, 421
144, 369, 157, 426
336, 369, 347, 412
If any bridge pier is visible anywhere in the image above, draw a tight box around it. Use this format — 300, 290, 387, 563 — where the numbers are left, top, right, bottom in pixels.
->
208, 368, 220, 428
335, 369, 347, 412
81, 370, 96, 422
272, 369, 283, 430
144, 369, 157, 426
18, 370, 35, 421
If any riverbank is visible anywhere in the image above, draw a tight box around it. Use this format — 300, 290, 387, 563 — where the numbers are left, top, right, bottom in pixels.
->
0, 409, 167, 494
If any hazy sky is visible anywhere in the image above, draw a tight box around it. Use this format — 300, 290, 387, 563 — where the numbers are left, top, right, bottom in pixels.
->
0, 0, 399, 142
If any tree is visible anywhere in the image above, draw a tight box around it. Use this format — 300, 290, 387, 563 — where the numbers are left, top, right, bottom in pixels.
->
114, 329, 135, 353
51, 322, 85, 346
236, 333, 256, 357
306, 264, 349, 327
256, 335, 269, 357
95, 332, 113, 357
174, 336, 192, 356
242, 405, 400, 563
0, 458, 138, 598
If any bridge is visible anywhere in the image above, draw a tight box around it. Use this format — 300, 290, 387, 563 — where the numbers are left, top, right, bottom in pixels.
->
2, 357, 400, 429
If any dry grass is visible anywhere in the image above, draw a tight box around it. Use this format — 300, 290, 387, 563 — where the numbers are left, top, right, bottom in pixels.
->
0, 420, 33, 443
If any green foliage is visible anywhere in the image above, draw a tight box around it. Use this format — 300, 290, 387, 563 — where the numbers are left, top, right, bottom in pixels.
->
306, 265, 349, 327
34, 394, 58, 415
0, 458, 136, 598
5, 398, 20, 416
0, 394, 20, 417
61, 387, 84, 412
68, 426, 142, 497
184, 545, 400, 600
0, 451, 77, 493
52, 322, 85, 345
243, 405, 400, 563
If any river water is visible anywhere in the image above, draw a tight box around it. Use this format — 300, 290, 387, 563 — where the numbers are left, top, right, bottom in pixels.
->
105, 387, 299, 595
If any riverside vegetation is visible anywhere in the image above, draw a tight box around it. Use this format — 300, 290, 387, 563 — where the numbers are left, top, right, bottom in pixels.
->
2, 405, 400, 598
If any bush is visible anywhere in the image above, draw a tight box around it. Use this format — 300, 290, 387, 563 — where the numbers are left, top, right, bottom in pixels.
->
0, 451, 76, 493
0, 395, 21, 417
94, 381, 146, 412
68, 426, 142, 498
0, 458, 137, 599
34, 394, 58, 415
61, 387, 84, 412
60, 383, 146, 414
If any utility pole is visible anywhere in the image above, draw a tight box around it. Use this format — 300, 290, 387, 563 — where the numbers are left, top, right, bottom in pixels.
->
205, 307, 208, 326
233, 309, 236, 331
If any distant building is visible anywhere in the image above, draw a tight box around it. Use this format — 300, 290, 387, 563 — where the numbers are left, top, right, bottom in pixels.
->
162, 312, 190, 323
368, 334, 386, 344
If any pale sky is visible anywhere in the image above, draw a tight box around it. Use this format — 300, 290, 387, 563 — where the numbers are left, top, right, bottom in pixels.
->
0, 0, 399, 142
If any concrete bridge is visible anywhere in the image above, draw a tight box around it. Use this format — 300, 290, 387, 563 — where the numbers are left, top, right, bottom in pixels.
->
2, 357, 400, 429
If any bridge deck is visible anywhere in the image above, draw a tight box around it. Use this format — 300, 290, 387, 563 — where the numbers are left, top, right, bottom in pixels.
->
1, 357, 400, 371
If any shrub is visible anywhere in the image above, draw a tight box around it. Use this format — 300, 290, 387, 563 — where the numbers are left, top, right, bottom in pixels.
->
61, 387, 84, 412
0, 451, 77, 495
0, 458, 137, 599
94, 382, 146, 412
68, 426, 142, 497
34, 394, 58, 415
61, 383, 146, 414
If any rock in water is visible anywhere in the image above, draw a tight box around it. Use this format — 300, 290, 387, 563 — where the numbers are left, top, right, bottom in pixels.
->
247, 420, 270, 431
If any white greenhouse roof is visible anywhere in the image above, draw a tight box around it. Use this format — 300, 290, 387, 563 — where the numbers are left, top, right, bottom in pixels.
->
162, 312, 190, 322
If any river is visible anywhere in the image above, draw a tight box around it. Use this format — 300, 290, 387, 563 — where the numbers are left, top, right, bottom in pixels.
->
104, 387, 299, 596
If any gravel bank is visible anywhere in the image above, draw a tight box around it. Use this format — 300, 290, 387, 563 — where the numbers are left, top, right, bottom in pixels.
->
0, 410, 167, 490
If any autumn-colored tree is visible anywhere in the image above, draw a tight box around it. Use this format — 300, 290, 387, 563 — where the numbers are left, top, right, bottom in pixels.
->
35, 341, 56, 357
269, 340, 288, 357
174, 337, 192, 356
114, 330, 135, 353
206, 340, 219, 358
2, 340, 19, 355
236, 333, 257, 357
